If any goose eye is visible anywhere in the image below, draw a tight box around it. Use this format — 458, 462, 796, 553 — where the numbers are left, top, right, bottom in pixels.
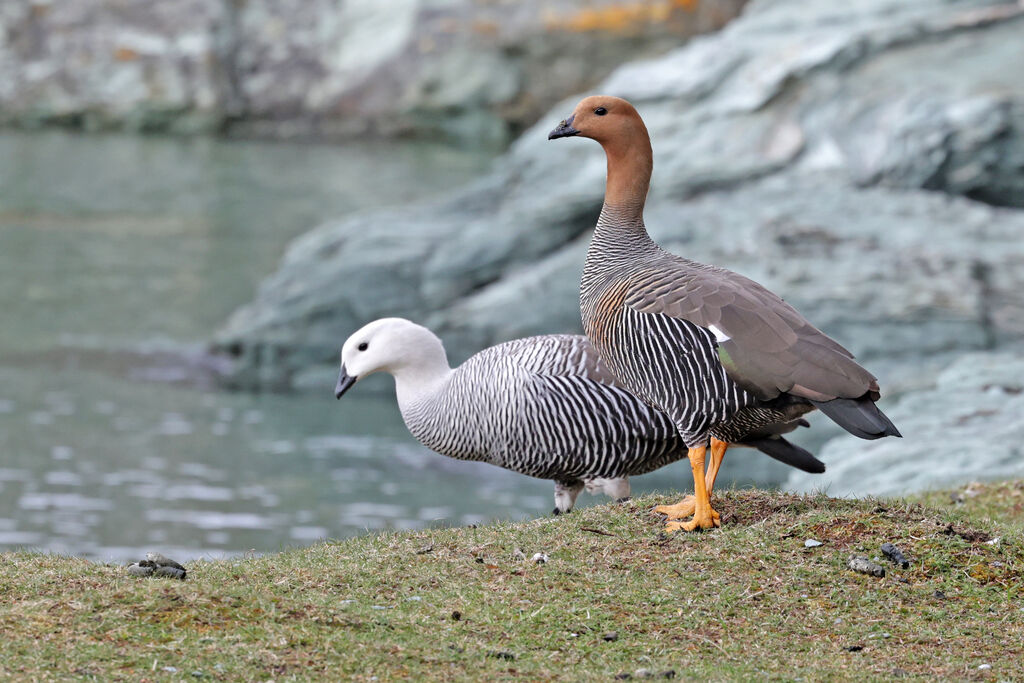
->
357, 342, 368, 351
594, 107, 608, 116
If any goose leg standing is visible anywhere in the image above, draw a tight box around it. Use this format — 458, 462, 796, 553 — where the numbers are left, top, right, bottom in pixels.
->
654, 437, 728, 523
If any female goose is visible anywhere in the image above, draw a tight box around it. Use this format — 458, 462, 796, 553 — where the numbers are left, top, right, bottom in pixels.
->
548, 95, 900, 532
335, 318, 823, 515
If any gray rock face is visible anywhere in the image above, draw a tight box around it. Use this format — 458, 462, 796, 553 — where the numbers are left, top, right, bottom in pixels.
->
0, 0, 744, 140
786, 352, 1024, 497
0, 0, 231, 132
213, 0, 1024, 390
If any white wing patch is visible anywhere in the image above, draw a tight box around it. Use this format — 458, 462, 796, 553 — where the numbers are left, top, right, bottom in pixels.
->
709, 325, 731, 343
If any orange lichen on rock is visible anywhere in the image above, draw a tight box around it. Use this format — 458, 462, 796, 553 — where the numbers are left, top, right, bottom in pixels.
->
546, 0, 701, 33
114, 47, 139, 62
472, 20, 500, 37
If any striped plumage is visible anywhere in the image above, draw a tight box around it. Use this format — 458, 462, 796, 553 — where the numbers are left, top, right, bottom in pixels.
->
549, 95, 899, 531
581, 217, 813, 448
335, 318, 822, 514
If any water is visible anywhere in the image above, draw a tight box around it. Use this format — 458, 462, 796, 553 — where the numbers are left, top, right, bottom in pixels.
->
0, 130, 799, 562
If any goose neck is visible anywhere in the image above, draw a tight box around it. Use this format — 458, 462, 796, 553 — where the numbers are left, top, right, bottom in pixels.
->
394, 363, 453, 412
600, 132, 652, 224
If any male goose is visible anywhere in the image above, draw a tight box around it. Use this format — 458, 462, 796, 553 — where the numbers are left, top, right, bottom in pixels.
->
335, 318, 824, 515
549, 96, 900, 531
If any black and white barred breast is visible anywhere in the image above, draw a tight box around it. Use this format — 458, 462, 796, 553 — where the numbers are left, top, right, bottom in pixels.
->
400, 335, 689, 481
580, 210, 767, 447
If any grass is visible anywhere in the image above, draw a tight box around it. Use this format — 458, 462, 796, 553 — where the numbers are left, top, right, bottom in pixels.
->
1, 483, 1022, 681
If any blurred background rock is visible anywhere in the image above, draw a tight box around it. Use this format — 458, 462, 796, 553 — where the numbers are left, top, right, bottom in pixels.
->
1, 0, 1022, 560
0, 0, 744, 144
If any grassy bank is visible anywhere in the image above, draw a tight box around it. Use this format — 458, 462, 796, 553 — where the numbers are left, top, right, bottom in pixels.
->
2, 483, 1022, 681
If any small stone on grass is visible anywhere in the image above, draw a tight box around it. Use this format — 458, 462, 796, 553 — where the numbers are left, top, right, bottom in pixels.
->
127, 552, 187, 579
153, 566, 186, 580
880, 542, 909, 569
487, 650, 516, 661
146, 552, 185, 571
126, 563, 153, 577
847, 555, 886, 578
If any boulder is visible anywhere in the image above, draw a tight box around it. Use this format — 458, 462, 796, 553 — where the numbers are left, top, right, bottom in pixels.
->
0, 0, 231, 132
786, 352, 1024, 497
213, 0, 1024, 389
0, 0, 745, 140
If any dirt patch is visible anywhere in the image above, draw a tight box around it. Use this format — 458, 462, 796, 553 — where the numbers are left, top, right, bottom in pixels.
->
939, 523, 991, 543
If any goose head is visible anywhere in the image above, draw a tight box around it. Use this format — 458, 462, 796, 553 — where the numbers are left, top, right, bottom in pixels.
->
336, 318, 450, 399
547, 95, 645, 144
548, 94, 652, 211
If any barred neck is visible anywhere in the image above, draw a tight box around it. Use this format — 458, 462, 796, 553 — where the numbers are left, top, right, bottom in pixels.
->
595, 202, 650, 239
587, 203, 659, 267
398, 371, 488, 463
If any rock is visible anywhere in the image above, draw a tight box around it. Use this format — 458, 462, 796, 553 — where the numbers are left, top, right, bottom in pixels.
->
213, 0, 1024, 390
126, 552, 187, 579
146, 552, 185, 571
531, 552, 549, 564
153, 566, 187, 580
487, 650, 516, 661
125, 563, 154, 577
847, 555, 886, 578
787, 352, 1024, 497
0, 0, 231, 133
0, 0, 744, 140
804, 539, 823, 548
880, 543, 910, 569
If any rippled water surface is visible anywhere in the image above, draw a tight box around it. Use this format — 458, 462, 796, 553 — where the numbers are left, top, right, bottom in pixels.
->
0, 131, 800, 562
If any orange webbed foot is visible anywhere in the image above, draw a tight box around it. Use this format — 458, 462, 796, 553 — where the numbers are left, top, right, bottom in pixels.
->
653, 496, 696, 520
654, 497, 720, 524
664, 506, 721, 532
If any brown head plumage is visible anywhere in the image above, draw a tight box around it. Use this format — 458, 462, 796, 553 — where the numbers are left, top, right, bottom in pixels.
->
548, 95, 653, 212
548, 96, 646, 144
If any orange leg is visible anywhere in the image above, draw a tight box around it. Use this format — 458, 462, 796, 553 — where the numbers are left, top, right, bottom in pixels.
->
663, 445, 719, 532
705, 437, 728, 493
654, 438, 729, 523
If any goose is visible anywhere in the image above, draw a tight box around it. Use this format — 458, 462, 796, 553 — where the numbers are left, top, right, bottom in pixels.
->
334, 318, 823, 515
548, 95, 900, 531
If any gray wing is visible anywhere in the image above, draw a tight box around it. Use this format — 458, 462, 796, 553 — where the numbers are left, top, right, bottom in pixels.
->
624, 258, 879, 402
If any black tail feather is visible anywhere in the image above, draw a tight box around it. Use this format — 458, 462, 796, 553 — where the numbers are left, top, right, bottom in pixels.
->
743, 436, 825, 474
810, 397, 901, 440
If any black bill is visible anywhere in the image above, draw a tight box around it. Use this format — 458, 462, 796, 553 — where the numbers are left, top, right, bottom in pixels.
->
548, 114, 579, 140
335, 366, 357, 399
